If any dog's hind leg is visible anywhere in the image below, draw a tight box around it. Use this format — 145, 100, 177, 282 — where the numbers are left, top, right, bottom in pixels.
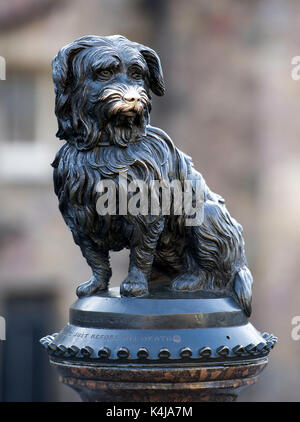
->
171, 271, 207, 292
171, 251, 207, 292
72, 232, 112, 297
172, 200, 247, 296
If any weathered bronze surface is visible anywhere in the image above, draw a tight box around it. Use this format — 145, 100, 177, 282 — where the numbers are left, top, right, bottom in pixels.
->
40, 35, 277, 402
41, 287, 276, 363
50, 35, 253, 314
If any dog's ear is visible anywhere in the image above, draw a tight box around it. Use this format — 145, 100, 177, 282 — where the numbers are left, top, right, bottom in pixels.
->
138, 46, 165, 96
52, 43, 85, 140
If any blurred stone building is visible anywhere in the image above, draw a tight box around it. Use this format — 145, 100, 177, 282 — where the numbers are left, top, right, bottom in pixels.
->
0, 0, 299, 401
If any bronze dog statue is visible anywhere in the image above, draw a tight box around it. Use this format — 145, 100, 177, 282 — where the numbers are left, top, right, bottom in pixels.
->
51, 35, 253, 316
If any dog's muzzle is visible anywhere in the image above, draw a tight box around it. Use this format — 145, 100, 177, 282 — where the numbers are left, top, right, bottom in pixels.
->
122, 87, 143, 114
99, 84, 150, 118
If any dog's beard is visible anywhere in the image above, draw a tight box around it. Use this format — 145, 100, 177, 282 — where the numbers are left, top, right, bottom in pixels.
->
103, 111, 149, 147
97, 84, 151, 147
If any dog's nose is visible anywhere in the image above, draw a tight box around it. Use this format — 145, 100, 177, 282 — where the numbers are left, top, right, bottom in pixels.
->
123, 93, 141, 104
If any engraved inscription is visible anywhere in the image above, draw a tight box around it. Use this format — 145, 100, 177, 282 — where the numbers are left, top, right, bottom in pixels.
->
64, 329, 182, 344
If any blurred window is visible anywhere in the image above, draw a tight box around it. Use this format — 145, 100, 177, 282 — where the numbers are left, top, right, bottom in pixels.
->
0, 70, 36, 142
0, 291, 57, 402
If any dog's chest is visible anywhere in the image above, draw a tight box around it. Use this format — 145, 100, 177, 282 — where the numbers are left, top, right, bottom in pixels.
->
94, 137, 173, 183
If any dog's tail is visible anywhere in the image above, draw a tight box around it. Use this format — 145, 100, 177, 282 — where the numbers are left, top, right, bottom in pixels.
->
233, 266, 253, 317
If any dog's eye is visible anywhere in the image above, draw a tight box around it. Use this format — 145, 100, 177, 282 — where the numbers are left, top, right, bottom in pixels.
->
130, 68, 143, 80
97, 69, 113, 80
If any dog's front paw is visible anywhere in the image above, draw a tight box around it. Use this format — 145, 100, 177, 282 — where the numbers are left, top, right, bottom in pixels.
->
76, 275, 108, 297
172, 272, 205, 292
120, 269, 149, 297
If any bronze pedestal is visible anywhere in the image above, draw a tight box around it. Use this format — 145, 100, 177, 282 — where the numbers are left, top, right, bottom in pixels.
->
40, 287, 276, 402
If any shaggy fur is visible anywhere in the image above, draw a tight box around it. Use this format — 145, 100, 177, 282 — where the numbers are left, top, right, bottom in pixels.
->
51, 35, 253, 316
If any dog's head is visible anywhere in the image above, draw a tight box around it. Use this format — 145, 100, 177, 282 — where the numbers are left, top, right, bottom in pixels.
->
52, 35, 165, 150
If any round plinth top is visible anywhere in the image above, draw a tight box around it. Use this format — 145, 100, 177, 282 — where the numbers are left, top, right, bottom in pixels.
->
41, 287, 277, 365
69, 286, 247, 330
